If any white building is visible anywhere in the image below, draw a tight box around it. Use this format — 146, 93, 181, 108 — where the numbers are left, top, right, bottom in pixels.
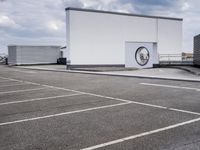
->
65, 7, 182, 68
8, 45, 60, 65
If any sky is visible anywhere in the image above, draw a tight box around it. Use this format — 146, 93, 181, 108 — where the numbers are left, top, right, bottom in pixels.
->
0, 0, 200, 54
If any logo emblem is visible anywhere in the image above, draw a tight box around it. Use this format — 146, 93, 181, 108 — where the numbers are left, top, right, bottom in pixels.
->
135, 47, 150, 66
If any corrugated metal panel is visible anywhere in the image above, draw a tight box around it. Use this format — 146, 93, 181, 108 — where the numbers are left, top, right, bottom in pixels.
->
8, 45, 60, 65
194, 35, 200, 65
8, 46, 17, 65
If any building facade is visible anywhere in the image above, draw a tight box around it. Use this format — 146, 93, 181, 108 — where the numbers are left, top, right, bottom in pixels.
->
194, 34, 200, 66
65, 8, 183, 68
8, 45, 60, 65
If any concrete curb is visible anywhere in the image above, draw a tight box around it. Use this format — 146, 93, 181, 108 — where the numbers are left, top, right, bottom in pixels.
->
15, 66, 200, 83
168, 66, 200, 76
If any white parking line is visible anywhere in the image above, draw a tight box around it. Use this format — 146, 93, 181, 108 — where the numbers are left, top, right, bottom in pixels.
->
1, 76, 200, 117
0, 76, 40, 86
0, 102, 131, 126
140, 83, 200, 91
43, 84, 133, 103
0, 93, 83, 106
0, 76, 21, 82
0, 83, 30, 88
0, 87, 47, 94
23, 81, 41, 86
41, 84, 200, 116
81, 117, 200, 150
0, 80, 19, 83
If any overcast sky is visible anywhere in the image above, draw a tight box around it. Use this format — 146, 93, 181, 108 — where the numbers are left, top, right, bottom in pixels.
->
0, 0, 200, 54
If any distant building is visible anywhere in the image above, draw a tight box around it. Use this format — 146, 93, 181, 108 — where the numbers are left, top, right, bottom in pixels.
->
65, 7, 183, 68
8, 45, 60, 65
194, 34, 200, 66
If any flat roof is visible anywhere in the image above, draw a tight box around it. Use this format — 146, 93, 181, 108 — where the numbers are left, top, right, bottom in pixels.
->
8, 45, 61, 47
65, 7, 183, 21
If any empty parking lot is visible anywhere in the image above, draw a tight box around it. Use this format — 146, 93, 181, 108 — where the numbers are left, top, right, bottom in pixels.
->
0, 65, 200, 150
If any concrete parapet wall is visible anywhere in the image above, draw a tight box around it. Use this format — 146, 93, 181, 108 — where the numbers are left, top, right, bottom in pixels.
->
194, 34, 200, 66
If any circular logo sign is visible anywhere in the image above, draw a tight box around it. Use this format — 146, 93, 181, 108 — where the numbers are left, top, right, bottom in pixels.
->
135, 47, 150, 66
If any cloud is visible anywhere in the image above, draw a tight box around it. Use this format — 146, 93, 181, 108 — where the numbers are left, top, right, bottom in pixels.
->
0, 0, 199, 54
0, 15, 16, 28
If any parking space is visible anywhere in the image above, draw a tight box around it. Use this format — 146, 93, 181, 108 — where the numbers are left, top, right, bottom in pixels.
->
96, 120, 200, 150
0, 94, 125, 124
0, 65, 200, 150
0, 84, 45, 93
0, 88, 76, 103
0, 104, 198, 150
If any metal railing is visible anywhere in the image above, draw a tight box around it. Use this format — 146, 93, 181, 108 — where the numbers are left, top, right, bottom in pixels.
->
159, 54, 193, 65
0, 53, 8, 64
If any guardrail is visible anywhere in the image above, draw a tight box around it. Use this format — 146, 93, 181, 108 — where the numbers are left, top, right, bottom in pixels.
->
0, 53, 8, 64
159, 54, 193, 65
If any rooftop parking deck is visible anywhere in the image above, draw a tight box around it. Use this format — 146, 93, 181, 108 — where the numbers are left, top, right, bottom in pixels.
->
0, 65, 200, 150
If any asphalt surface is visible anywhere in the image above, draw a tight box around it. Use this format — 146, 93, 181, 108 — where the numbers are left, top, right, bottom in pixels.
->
0, 65, 200, 150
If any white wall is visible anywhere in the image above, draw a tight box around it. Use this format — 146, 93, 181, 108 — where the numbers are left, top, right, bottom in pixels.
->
65, 11, 70, 59
8, 45, 60, 65
66, 9, 182, 65
8, 46, 17, 65
157, 19, 182, 55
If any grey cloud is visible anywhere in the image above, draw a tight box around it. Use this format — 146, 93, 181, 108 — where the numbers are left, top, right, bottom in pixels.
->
0, 0, 199, 53
62, 0, 83, 8
132, 0, 173, 6
118, 0, 183, 14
